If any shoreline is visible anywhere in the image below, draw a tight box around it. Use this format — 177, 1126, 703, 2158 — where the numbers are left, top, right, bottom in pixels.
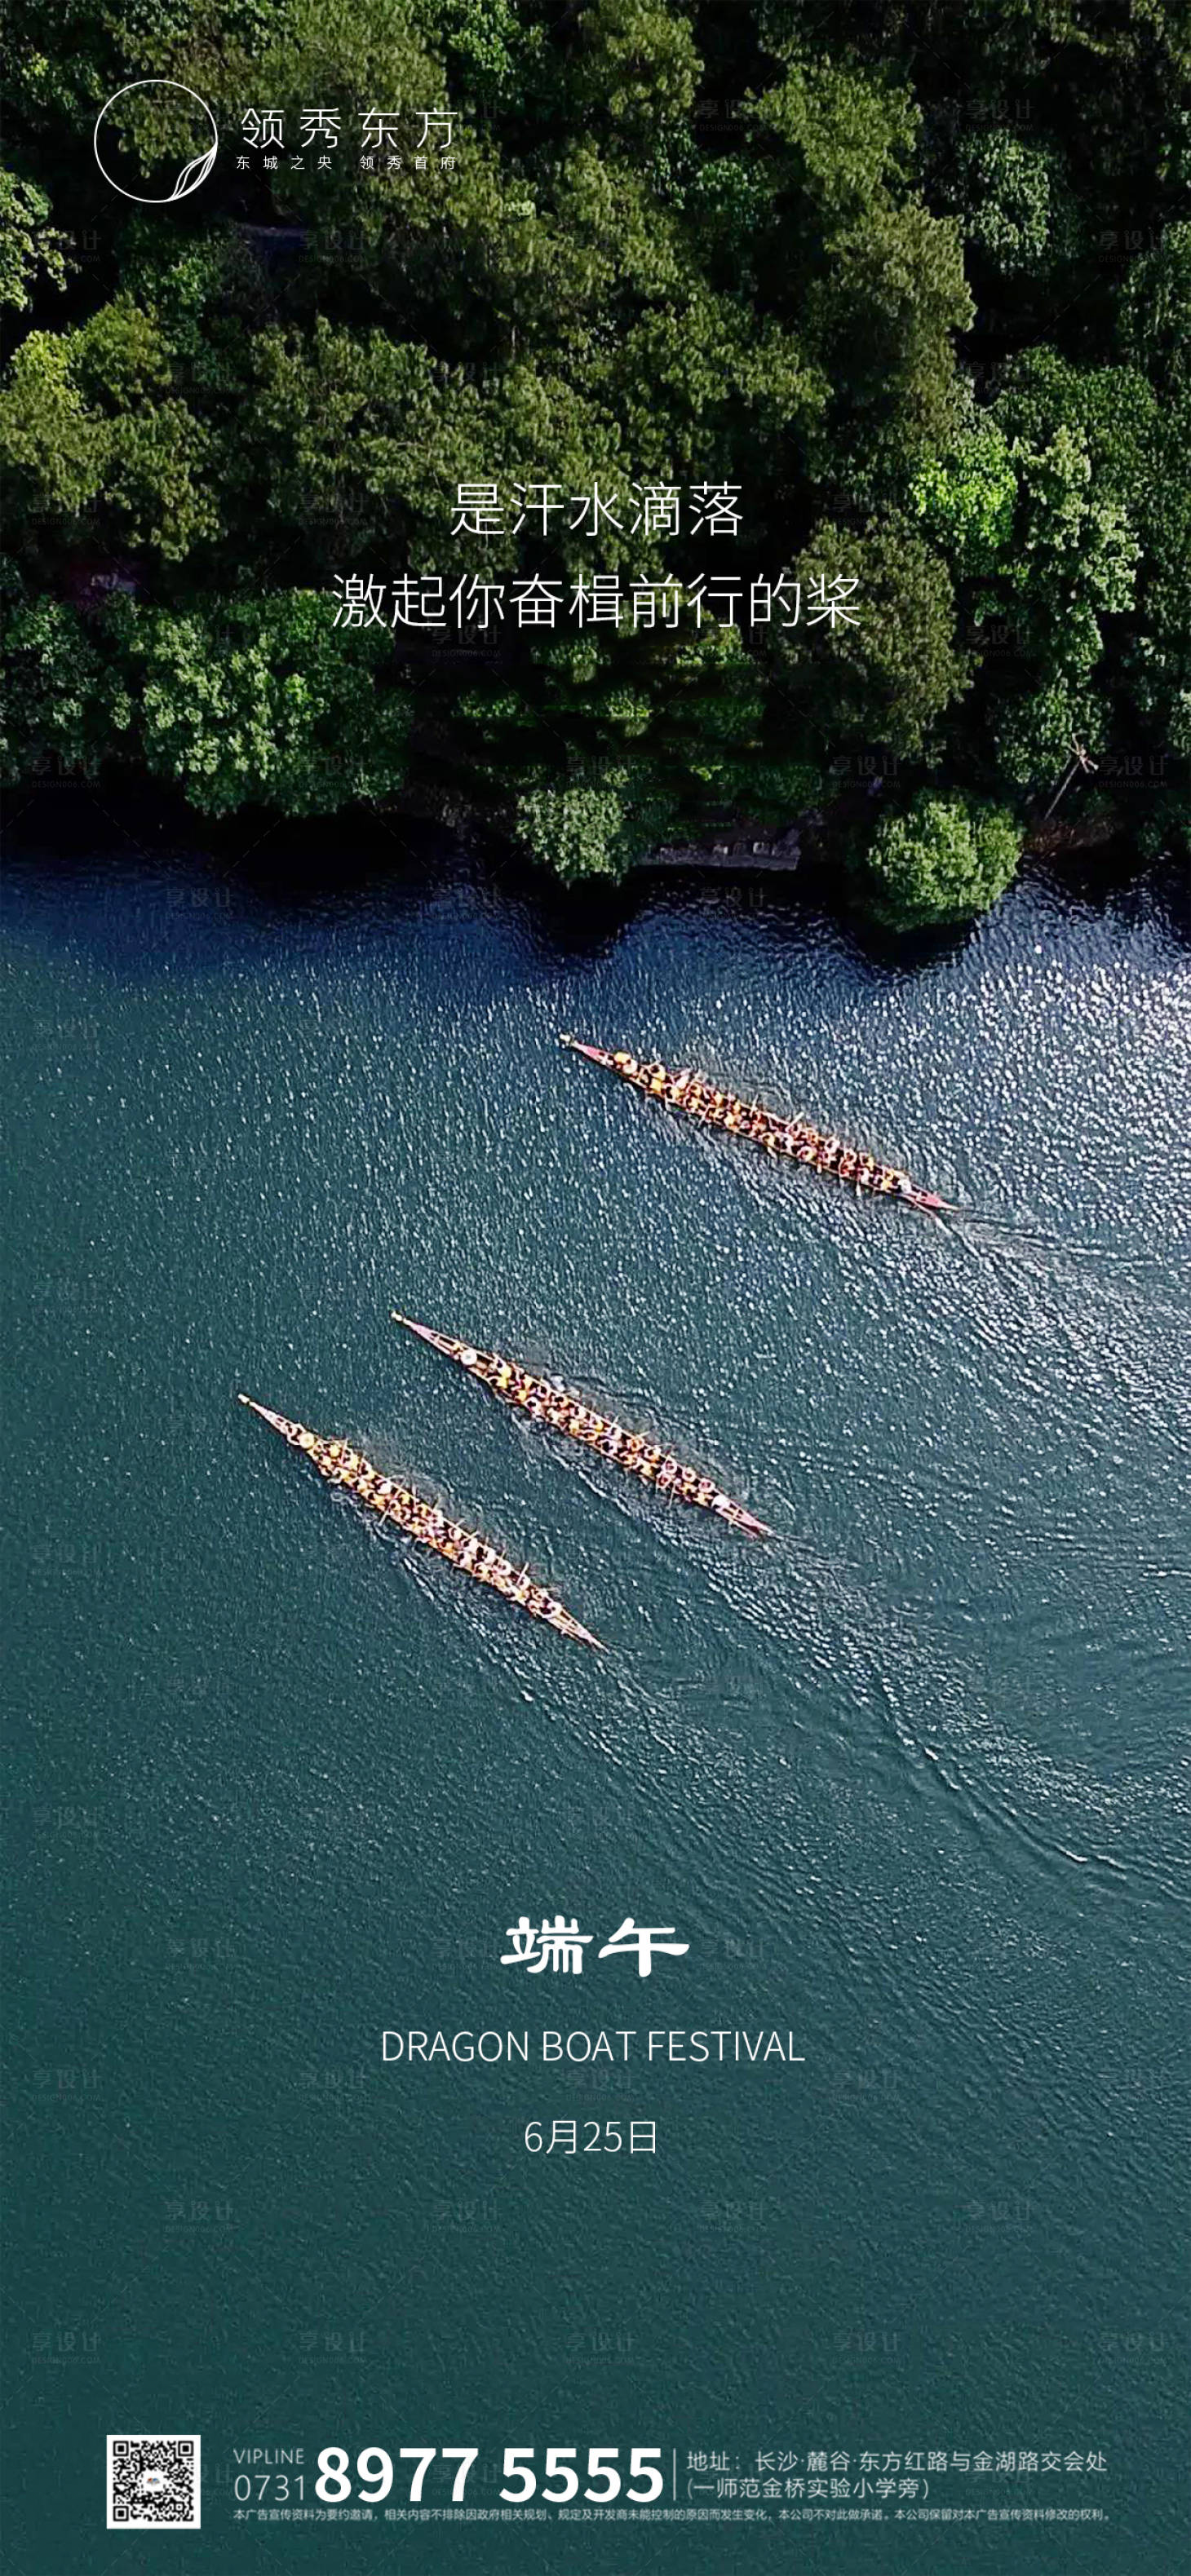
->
4, 771, 1171, 912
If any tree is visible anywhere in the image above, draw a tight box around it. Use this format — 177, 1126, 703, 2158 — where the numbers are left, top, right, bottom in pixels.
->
111, 592, 414, 815
950, 131, 1078, 277
0, 581, 122, 781
1003, 426, 1139, 678
0, 167, 69, 311
993, 676, 1107, 797
1129, 391, 1191, 760
992, 350, 1158, 511
0, 333, 108, 520
573, 0, 702, 146
515, 760, 678, 883
911, 419, 1016, 577
1118, 223, 1191, 397
861, 789, 1022, 930
777, 515, 971, 759
0, 301, 219, 557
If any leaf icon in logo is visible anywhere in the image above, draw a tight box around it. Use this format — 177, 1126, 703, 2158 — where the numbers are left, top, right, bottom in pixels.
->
170, 142, 218, 202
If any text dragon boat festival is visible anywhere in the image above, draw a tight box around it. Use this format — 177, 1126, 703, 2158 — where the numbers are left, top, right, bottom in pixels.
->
560, 1036, 947, 1213
237, 1397, 601, 1649
393, 1316, 770, 1537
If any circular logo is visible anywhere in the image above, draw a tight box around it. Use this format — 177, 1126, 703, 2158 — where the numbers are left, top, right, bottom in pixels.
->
93, 79, 218, 204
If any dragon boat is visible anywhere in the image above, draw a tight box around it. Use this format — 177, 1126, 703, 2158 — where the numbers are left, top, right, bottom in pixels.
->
393, 1316, 770, 1537
237, 1396, 601, 1649
560, 1036, 946, 1213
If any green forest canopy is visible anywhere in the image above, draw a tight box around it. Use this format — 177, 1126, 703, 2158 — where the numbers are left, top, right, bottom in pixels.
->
2, 1, 1188, 913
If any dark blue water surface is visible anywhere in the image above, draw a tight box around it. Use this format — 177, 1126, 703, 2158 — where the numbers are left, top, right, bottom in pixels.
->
3, 802, 1189, 2573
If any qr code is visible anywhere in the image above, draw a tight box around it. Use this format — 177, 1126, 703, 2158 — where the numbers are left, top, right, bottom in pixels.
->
107, 2435, 201, 2528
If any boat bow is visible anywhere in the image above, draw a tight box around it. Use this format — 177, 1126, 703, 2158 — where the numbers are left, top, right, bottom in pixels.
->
559, 1035, 615, 1068
237, 1394, 299, 1438
392, 1315, 472, 1362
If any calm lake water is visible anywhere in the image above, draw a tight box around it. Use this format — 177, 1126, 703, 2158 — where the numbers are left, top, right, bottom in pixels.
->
3, 798, 1189, 2573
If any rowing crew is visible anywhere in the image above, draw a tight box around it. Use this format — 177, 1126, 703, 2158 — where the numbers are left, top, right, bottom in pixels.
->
609, 1051, 914, 1197
463, 1358, 729, 1510
284, 1429, 546, 1605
